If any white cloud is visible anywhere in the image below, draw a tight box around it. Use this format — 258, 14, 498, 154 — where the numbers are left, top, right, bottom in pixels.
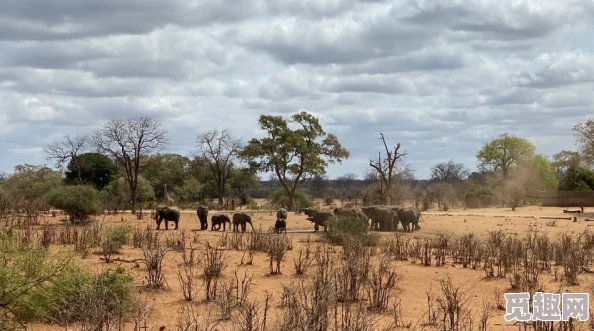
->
0, 0, 593, 178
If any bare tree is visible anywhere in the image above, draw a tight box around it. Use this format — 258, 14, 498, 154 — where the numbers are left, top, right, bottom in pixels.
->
93, 117, 167, 212
335, 173, 358, 203
44, 135, 88, 184
369, 133, 412, 205
430, 160, 469, 183
196, 129, 242, 205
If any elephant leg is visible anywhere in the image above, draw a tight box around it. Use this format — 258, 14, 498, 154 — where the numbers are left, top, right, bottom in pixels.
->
156, 218, 162, 230
175, 221, 179, 230
314, 221, 319, 232
241, 223, 246, 232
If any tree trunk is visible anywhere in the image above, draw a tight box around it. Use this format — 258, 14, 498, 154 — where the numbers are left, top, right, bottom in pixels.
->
131, 188, 137, 214
287, 193, 295, 212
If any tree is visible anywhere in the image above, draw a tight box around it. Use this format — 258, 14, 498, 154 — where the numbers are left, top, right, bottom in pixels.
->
368, 133, 413, 205
45, 135, 88, 184
476, 133, 535, 176
93, 117, 167, 212
528, 154, 559, 191
310, 175, 327, 198
228, 166, 259, 205
430, 160, 469, 183
552, 150, 582, 179
64, 153, 116, 190
46, 185, 102, 223
196, 129, 242, 205
142, 153, 191, 201
558, 167, 594, 191
573, 119, 594, 166
239, 111, 350, 210
335, 173, 358, 203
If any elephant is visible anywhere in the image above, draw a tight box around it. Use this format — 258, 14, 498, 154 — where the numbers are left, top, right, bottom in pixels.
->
277, 208, 288, 220
391, 206, 421, 232
211, 214, 231, 231
302, 208, 335, 232
274, 218, 287, 233
196, 205, 209, 230
361, 205, 397, 231
154, 206, 181, 230
232, 212, 254, 232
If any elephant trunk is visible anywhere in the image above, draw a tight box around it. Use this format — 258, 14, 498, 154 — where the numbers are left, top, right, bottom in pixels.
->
249, 221, 254, 232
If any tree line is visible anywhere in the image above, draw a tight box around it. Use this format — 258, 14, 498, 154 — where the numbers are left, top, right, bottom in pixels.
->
1, 113, 594, 220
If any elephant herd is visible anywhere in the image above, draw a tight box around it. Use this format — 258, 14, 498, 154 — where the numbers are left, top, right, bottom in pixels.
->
153, 205, 253, 232
153, 204, 422, 233
300, 205, 422, 233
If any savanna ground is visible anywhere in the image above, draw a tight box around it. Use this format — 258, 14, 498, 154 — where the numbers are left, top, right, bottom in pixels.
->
21, 199, 594, 331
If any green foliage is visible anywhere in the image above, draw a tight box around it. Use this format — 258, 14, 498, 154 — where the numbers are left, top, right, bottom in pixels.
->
177, 177, 204, 203
102, 176, 155, 211
528, 154, 559, 190
476, 133, 535, 175
269, 187, 313, 208
0, 233, 74, 328
229, 166, 259, 203
3, 164, 63, 212
46, 185, 102, 223
240, 111, 349, 209
65, 153, 117, 190
142, 153, 192, 201
40, 267, 136, 329
462, 181, 496, 208
551, 150, 582, 179
102, 225, 131, 255
558, 167, 594, 191
325, 215, 379, 247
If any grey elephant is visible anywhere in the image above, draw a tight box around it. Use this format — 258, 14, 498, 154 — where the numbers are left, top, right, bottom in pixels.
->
392, 206, 421, 232
302, 208, 335, 232
274, 218, 287, 233
196, 205, 209, 230
154, 205, 181, 230
232, 212, 254, 232
211, 214, 231, 231
361, 205, 397, 231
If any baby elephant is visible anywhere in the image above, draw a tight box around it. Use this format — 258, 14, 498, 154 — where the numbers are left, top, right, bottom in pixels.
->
211, 214, 231, 231
232, 212, 254, 232
274, 218, 287, 233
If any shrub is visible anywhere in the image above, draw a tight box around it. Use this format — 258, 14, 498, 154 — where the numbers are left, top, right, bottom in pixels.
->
46, 185, 102, 223
0, 233, 73, 328
269, 188, 313, 209
101, 225, 132, 263
325, 215, 379, 247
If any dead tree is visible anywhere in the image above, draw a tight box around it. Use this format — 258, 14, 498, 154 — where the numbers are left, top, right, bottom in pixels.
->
369, 133, 408, 205
196, 129, 241, 206
44, 135, 88, 184
93, 117, 167, 213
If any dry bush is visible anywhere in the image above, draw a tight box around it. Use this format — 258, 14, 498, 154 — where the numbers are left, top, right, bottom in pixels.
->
141, 235, 169, 289
267, 233, 291, 275
167, 230, 187, 252
214, 280, 236, 320
39, 221, 55, 248
334, 239, 371, 303
203, 244, 227, 301
293, 238, 314, 276
175, 304, 220, 331
232, 293, 271, 331
333, 301, 378, 331
436, 277, 470, 331
177, 244, 200, 301
366, 255, 398, 312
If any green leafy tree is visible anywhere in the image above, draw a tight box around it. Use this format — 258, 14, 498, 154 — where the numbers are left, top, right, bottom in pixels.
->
269, 187, 313, 209
228, 166, 259, 205
141, 153, 191, 201
177, 178, 204, 203
64, 153, 116, 190
102, 176, 155, 212
239, 111, 350, 210
476, 133, 535, 176
558, 167, 594, 191
528, 154, 559, 190
46, 185, 102, 223
3, 164, 63, 212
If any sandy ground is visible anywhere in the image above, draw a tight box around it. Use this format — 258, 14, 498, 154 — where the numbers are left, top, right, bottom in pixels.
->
25, 204, 594, 331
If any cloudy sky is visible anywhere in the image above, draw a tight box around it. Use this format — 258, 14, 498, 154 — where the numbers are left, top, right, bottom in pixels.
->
1, 0, 593, 179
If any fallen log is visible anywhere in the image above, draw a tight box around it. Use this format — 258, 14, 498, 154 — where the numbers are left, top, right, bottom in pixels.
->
99, 257, 144, 263
563, 209, 582, 213
539, 216, 572, 220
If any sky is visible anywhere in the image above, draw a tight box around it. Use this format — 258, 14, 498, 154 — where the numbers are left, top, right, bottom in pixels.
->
1, 0, 593, 180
